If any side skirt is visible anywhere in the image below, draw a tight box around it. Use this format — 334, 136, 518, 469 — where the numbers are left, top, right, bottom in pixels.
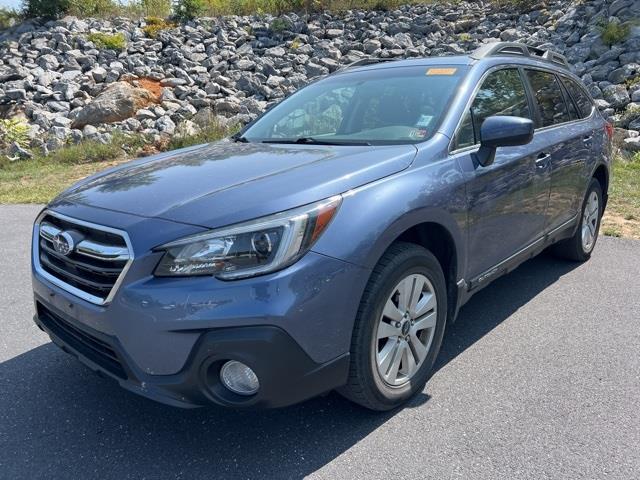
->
452, 215, 579, 318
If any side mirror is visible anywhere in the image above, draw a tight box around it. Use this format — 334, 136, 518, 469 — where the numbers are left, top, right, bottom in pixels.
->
473, 116, 534, 167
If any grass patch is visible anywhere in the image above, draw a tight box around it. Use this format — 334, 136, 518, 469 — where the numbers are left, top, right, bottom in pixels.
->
0, 133, 150, 203
87, 32, 127, 51
167, 122, 236, 150
602, 226, 622, 237
0, 159, 128, 203
601, 154, 640, 239
0, 125, 233, 204
40, 135, 147, 165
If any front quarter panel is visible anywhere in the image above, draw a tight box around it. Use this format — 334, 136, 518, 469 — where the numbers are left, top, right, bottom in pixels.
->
312, 134, 467, 279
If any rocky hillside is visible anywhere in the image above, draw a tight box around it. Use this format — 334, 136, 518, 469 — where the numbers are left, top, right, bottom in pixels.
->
0, 0, 639, 159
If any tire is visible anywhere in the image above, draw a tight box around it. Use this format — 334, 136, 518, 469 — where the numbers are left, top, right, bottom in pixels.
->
552, 178, 603, 262
338, 242, 447, 411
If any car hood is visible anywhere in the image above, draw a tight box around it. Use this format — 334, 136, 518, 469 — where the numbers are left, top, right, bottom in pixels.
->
55, 140, 417, 228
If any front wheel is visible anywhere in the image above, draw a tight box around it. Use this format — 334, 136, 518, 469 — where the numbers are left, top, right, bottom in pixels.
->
552, 178, 603, 262
338, 242, 447, 411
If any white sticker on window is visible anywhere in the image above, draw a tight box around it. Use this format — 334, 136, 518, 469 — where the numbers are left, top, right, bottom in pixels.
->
416, 115, 433, 128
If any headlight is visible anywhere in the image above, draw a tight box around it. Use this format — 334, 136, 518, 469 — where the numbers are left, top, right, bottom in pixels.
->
154, 195, 342, 279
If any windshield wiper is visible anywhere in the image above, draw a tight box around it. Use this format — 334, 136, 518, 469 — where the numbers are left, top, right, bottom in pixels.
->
262, 137, 371, 146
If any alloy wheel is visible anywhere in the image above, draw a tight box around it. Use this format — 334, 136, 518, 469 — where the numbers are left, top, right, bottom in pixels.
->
581, 191, 599, 253
374, 273, 437, 387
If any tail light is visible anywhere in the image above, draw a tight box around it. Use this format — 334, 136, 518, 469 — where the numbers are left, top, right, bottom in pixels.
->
604, 122, 614, 141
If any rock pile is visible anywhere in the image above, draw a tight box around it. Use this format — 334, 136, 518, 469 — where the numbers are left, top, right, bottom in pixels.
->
0, 0, 639, 156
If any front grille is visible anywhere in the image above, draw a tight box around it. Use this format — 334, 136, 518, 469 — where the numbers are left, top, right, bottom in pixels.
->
35, 212, 132, 304
37, 302, 127, 379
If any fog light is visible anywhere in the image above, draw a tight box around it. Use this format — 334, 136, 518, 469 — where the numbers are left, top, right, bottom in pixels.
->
220, 360, 259, 396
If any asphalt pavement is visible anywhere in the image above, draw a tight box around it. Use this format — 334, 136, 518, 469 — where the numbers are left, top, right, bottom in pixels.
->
1, 204, 639, 479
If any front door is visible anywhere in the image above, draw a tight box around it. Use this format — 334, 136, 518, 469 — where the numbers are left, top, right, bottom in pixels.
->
450, 67, 551, 281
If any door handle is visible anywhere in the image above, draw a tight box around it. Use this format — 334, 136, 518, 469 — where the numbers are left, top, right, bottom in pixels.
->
536, 152, 551, 166
583, 135, 593, 142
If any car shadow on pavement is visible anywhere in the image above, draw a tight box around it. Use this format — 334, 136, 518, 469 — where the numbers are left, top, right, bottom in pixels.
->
435, 249, 579, 372
0, 251, 579, 479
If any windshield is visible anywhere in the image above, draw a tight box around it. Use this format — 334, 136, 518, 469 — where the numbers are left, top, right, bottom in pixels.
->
241, 65, 469, 145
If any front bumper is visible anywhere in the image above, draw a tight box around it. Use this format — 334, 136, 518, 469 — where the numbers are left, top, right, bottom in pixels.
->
34, 301, 350, 408
31, 204, 370, 408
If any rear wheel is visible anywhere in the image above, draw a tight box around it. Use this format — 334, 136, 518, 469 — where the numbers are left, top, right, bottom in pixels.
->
552, 178, 603, 262
338, 242, 447, 411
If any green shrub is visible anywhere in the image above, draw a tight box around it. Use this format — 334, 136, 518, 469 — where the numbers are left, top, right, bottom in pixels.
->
195, 0, 303, 17
0, 119, 30, 151
490, 0, 537, 11
87, 32, 127, 50
143, 16, 175, 38
67, 0, 120, 17
145, 15, 167, 25
369, 0, 403, 12
174, 0, 205, 20
599, 21, 631, 46
270, 17, 289, 33
24, 0, 172, 20
139, 0, 172, 17
23, 0, 70, 19
0, 8, 22, 28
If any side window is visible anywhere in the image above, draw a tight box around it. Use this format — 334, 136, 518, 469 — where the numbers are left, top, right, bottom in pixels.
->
562, 78, 594, 119
454, 68, 531, 149
561, 83, 580, 121
525, 70, 570, 127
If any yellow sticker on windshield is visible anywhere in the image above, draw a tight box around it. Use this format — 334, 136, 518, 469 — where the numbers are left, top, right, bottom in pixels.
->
426, 67, 457, 76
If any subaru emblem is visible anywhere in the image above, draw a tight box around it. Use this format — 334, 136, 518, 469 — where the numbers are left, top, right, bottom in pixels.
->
52, 231, 75, 256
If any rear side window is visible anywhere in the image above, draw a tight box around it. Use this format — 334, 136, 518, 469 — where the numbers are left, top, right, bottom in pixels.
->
525, 70, 570, 127
454, 68, 531, 149
562, 77, 594, 119
561, 82, 580, 121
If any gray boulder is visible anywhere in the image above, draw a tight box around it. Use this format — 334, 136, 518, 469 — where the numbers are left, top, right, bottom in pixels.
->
37, 54, 59, 70
623, 136, 640, 152
156, 116, 176, 135
602, 84, 631, 109
71, 82, 156, 129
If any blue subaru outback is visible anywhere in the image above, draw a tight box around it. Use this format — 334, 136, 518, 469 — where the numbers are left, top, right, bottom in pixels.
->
32, 42, 612, 410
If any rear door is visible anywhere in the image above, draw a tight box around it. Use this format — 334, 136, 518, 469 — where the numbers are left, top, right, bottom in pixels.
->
523, 69, 592, 231
450, 67, 551, 281
561, 76, 601, 205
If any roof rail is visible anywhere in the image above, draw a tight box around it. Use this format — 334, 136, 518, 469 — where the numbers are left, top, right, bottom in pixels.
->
336, 57, 396, 73
470, 42, 570, 70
